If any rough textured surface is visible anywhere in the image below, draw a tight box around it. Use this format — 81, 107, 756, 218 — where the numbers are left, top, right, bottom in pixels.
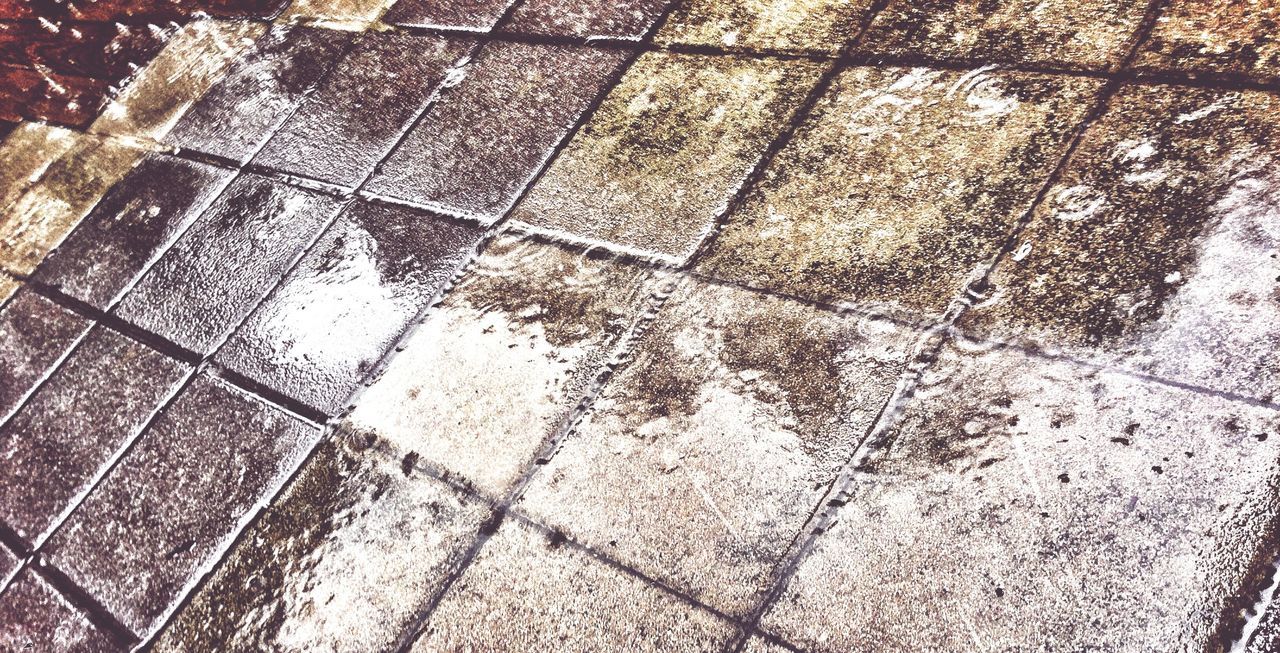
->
114, 173, 344, 355
0, 289, 92, 423
0, 121, 79, 214
512, 52, 826, 262
367, 41, 627, 223
91, 20, 267, 141
343, 234, 660, 497
0, 327, 189, 547
505, 0, 673, 39
33, 153, 236, 310
279, 0, 397, 29
760, 341, 1280, 653
0, 134, 143, 275
0, 272, 16, 304
42, 373, 321, 636
958, 86, 1280, 401
253, 31, 470, 187
0, 569, 120, 652
855, 0, 1149, 69
518, 278, 914, 615
655, 0, 876, 54
217, 202, 484, 415
165, 25, 351, 163
411, 517, 738, 651
1135, 0, 1280, 81
383, 0, 511, 30
150, 432, 492, 653
699, 67, 1102, 320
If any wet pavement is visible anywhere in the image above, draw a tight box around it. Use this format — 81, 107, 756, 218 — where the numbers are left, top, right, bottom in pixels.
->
1, 1, 1279, 651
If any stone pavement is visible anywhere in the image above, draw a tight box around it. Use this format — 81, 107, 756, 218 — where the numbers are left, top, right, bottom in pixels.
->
0, 0, 1279, 651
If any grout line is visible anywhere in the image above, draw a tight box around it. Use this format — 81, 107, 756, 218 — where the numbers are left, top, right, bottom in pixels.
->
30, 559, 141, 648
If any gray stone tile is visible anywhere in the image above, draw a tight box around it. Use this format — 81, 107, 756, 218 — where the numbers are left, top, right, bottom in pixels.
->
0, 289, 91, 423
113, 173, 345, 355
511, 52, 827, 263
854, 0, 1148, 69
252, 32, 471, 188
0, 569, 120, 652
0, 541, 17, 581
165, 25, 352, 163
151, 432, 492, 652
698, 66, 1102, 321
958, 86, 1280, 401
343, 233, 661, 497
366, 41, 629, 223
384, 0, 512, 30
32, 153, 236, 310
505, 0, 673, 39
655, 0, 876, 54
760, 340, 1280, 652
0, 327, 189, 547
216, 202, 485, 416
42, 373, 321, 636
1135, 1, 1280, 82
411, 517, 738, 651
517, 278, 915, 615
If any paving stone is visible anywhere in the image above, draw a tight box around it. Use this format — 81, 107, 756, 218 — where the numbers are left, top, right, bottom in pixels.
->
853, 0, 1148, 69
42, 373, 321, 636
253, 32, 469, 188
0, 569, 120, 652
0, 327, 189, 547
278, 0, 397, 29
343, 234, 660, 496
411, 517, 738, 651
0, 118, 14, 140
33, 153, 236, 310
0, 20, 170, 81
654, 0, 876, 54
0, 64, 107, 127
367, 41, 628, 223
67, 0, 289, 21
383, 0, 510, 30
1134, 1, 1280, 82
165, 24, 352, 163
1, 134, 144, 275
742, 636, 792, 653
114, 173, 345, 355
217, 202, 484, 416
0, 289, 92, 423
759, 340, 1280, 652
151, 431, 492, 652
958, 86, 1280, 401
512, 52, 826, 263
698, 67, 1102, 320
0, 271, 16, 304
0, 121, 79, 215
0, 540, 17, 580
91, 20, 267, 141
1248, 601, 1280, 653
517, 278, 915, 614
504, 0, 673, 39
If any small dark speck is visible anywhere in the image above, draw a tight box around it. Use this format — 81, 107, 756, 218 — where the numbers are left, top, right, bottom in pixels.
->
1058, 473, 1070, 484
1110, 437, 1130, 446
401, 451, 419, 476
995, 587, 1004, 597
1151, 465, 1164, 474
547, 529, 567, 548
1257, 433, 1269, 442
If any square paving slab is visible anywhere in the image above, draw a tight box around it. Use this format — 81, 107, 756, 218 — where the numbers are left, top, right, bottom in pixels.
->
654, 0, 876, 54
32, 152, 236, 310
113, 173, 345, 355
0, 569, 121, 652
0, 289, 91, 423
0, 326, 189, 547
504, 0, 673, 39
411, 517, 739, 651
759, 339, 1280, 652
511, 51, 827, 263
517, 277, 916, 615
216, 201, 485, 416
367, 40, 629, 223
42, 372, 321, 636
383, 0, 512, 30
342, 233, 662, 497
1134, 0, 1280, 82
164, 24, 352, 163
957, 85, 1280, 402
150, 432, 493, 652
698, 66, 1102, 320
853, 0, 1149, 70
252, 31, 471, 188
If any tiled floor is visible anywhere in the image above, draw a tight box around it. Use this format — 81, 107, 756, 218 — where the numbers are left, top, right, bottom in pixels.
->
0, 1, 1278, 651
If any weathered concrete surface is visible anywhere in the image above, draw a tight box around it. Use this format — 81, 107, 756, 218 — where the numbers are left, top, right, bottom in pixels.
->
279, 0, 397, 29
0, 569, 119, 652
505, 0, 673, 39
699, 66, 1102, 320
517, 278, 915, 615
0, 122, 79, 215
958, 86, 1280, 402
512, 52, 826, 262
760, 340, 1280, 652
0, 289, 92, 423
383, 0, 512, 30
1135, 1, 1280, 82
655, 0, 875, 54
343, 234, 661, 497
